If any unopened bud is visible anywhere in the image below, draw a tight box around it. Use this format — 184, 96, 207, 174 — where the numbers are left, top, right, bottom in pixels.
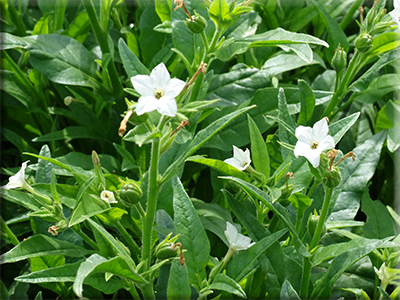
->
156, 242, 179, 260
184, 10, 207, 34
331, 44, 347, 71
64, 96, 79, 106
119, 184, 142, 207
322, 167, 342, 188
355, 34, 373, 53
307, 210, 326, 237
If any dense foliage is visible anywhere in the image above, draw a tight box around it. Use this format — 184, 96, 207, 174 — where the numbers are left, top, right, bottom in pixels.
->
1, 0, 400, 299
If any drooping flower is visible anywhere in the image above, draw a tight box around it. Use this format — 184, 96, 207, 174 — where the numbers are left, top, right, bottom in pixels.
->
130, 63, 186, 117
389, 0, 400, 28
101, 190, 117, 204
293, 118, 335, 168
224, 146, 251, 171
224, 222, 255, 252
0, 161, 33, 191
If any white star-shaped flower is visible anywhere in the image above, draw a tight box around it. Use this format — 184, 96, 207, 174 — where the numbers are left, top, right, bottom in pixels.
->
224, 146, 251, 171
130, 63, 186, 117
293, 118, 335, 168
390, 0, 400, 28
224, 222, 255, 252
101, 190, 117, 204
0, 161, 32, 191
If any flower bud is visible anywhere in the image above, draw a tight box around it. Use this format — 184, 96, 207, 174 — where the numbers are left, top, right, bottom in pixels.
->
155, 242, 179, 260
355, 34, 373, 53
307, 211, 326, 237
331, 44, 347, 71
119, 184, 142, 207
184, 10, 207, 34
322, 167, 342, 188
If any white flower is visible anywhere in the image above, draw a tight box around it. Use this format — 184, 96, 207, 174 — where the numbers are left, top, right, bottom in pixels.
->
101, 190, 117, 204
293, 118, 335, 168
224, 146, 251, 171
390, 0, 400, 28
130, 63, 186, 117
0, 161, 32, 191
224, 222, 255, 252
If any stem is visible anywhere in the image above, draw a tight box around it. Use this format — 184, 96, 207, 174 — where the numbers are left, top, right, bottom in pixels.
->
72, 225, 99, 251
114, 221, 140, 264
188, 30, 222, 103
82, 0, 123, 100
339, 0, 364, 30
200, 30, 209, 50
141, 138, 161, 268
323, 50, 361, 117
0, 216, 20, 246
300, 258, 312, 299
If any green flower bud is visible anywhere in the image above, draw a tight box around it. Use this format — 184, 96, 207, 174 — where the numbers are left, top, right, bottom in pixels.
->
307, 211, 326, 237
119, 184, 142, 207
331, 44, 347, 72
184, 10, 207, 34
322, 167, 342, 188
156, 242, 179, 260
355, 34, 373, 53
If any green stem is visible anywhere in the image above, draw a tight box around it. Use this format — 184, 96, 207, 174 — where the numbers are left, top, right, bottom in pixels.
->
7, 0, 26, 36
134, 203, 146, 219
53, 0, 67, 32
0, 216, 20, 246
339, 0, 364, 30
323, 50, 361, 117
127, 282, 141, 300
141, 138, 161, 268
188, 30, 222, 103
114, 221, 140, 264
200, 30, 209, 50
300, 187, 334, 299
82, 0, 123, 100
72, 225, 99, 251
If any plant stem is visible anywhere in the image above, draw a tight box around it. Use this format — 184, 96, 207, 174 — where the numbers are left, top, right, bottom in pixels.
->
0, 216, 20, 246
323, 50, 361, 117
82, 0, 123, 100
114, 221, 140, 263
299, 187, 334, 299
200, 30, 209, 50
72, 225, 99, 251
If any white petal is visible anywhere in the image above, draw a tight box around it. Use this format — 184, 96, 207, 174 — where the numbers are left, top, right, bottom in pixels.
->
150, 63, 170, 88
293, 141, 311, 158
312, 118, 330, 142
303, 149, 322, 168
318, 135, 335, 152
163, 78, 186, 98
295, 125, 314, 144
7, 161, 29, 188
224, 222, 238, 243
224, 157, 245, 171
130, 74, 154, 96
136, 96, 159, 115
157, 97, 177, 117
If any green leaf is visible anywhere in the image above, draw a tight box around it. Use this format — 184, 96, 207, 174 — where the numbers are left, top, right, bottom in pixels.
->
73, 254, 145, 298
226, 228, 288, 283
311, 237, 393, 299
277, 88, 296, 158
154, 20, 173, 34
0, 32, 36, 50
173, 177, 210, 288
0, 279, 9, 300
32, 126, 105, 142
61, 11, 91, 44
262, 52, 324, 75
118, 38, 150, 78
161, 105, 255, 185
352, 74, 400, 104
209, 0, 232, 29
280, 280, 301, 300
297, 79, 315, 126
385, 100, 400, 152
0, 235, 94, 264
186, 156, 249, 181
155, 0, 171, 23
167, 260, 191, 300
329, 112, 360, 144
1, 128, 38, 155
202, 273, 246, 298
35, 145, 53, 184
248, 115, 270, 178
113, 143, 138, 172
124, 129, 163, 147
0, 189, 42, 211
221, 177, 310, 257
361, 32, 400, 61
361, 189, 396, 239
287, 193, 312, 217
310, 0, 348, 53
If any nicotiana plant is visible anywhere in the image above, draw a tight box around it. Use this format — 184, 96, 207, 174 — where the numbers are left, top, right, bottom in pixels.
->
0, 0, 400, 299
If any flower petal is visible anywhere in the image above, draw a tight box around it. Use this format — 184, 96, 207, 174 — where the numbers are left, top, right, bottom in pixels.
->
312, 118, 330, 142
150, 63, 170, 88
303, 149, 322, 168
318, 135, 335, 152
157, 97, 177, 117
224, 222, 238, 243
136, 96, 159, 115
164, 78, 186, 98
293, 141, 311, 158
224, 157, 245, 171
295, 125, 314, 144
130, 74, 154, 96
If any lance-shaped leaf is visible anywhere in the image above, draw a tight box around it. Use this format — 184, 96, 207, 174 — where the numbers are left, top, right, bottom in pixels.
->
173, 177, 210, 288
118, 38, 150, 78
167, 260, 191, 300
280, 280, 301, 300
221, 177, 310, 257
248, 115, 270, 179
201, 273, 246, 298
0, 235, 94, 264
328, 112, 360, 144
297, 79, 315, 126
